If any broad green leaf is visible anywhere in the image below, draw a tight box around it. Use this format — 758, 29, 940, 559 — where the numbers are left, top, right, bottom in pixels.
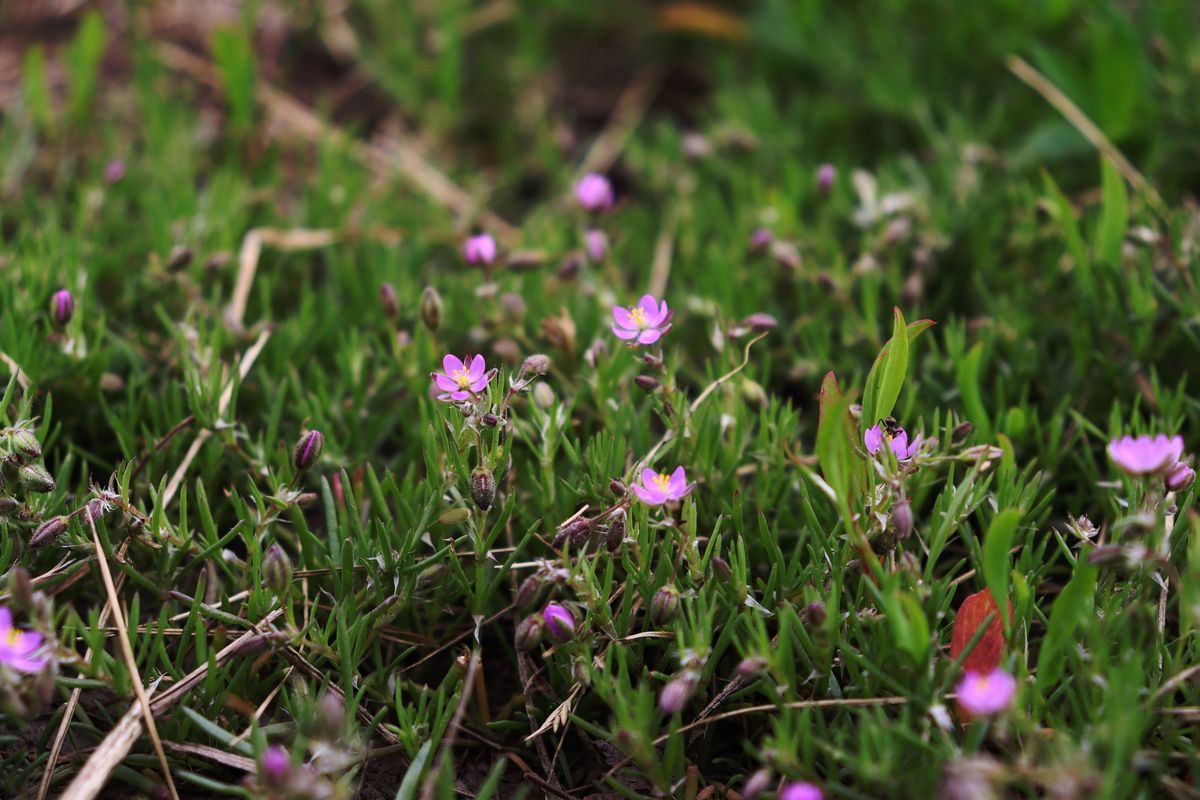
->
862, 317, 935, 427
982, 509, 1021, 630
1035, 560, 1098, 695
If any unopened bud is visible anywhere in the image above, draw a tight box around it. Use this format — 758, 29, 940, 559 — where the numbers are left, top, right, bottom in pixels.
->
749, 228, 773, 253
584, 229, 607, 262
658, 676, 695, 714
516, 574, 543, 608
379, 282, 399, 319
609, 479, 626, 496
952, 420, 974, 444
710, 555, 732, 582
481, 413, 499, 427
471, 468, 496, 511
736, 655, 768, 678
7, 567, 33, 611
741, 313, 778, 332
30, 515, 69, 548
817, 163, 836, 196
741, 379, 767, 410
634, 375, 661, 393
805, 601, 826, 626
743, 768, 774, 799
554, 516, 594, 548
605, 507, 627, 552
558, 253, 583, 281
167, 244, 193, 272
516, 614, 545, 651
890, 500, 914, 540
259, 745, 291, 789
650, 584, 680, 625
419, 286, 443, 333
0, 498, 19, 516
6, 428, 41, 460
521, 353, 551, 377
19, 463, 54, 493
542, 602, 576, 640
51, 289, 74, 327
1166, 462, 1196, 493
313, 691, 345, 740
263, 544, 292, 597
501, 292, 526, 320
292, 430, 324, 472
584, 339, 608, 368
533, 382, 556, 408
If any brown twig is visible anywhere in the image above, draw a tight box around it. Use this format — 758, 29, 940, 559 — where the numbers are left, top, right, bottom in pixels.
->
419, 637, 482, 800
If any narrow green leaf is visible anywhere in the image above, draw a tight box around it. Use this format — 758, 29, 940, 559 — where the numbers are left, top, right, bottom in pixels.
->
982, 509, 1021, 629
1097, 159, 1128, 266
1036, 560, 1098, 695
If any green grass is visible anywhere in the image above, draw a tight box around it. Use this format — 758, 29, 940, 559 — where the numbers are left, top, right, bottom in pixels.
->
2, 1, 1200, 797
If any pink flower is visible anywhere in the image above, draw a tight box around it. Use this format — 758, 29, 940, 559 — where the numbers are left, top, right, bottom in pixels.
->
463, 233, 497, 265
542, 603, 575, 640
864, 424, 921, 461
0, 607, 46, 673
260, 745, 291, 786
585, 229, 607, 262
431, 354, 493, 401
955, 668, 1016, 716
1166, 461, 1196, 492
612, 295, 671, 345
632, 466, 692, 506
780, 782, 823, 800
1108, 434, 1184, 476
104, 159, 127, 184
575, 173, 614, 211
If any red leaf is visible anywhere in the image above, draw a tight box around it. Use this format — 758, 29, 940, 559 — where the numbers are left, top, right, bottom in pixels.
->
950, 588, 1010, 674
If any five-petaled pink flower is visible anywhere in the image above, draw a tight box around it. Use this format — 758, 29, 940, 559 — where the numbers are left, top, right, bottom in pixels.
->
955, 668, 1016, 716
431, 354, 493, 401
633, 466, 692, 506
0, 607, 46, 673
780, 782, 823, 800
1108, 434, 1184, 476
463, 233, 497, 266
612, 295, 671, 345
864, 424, 921, 461
575, 173, 613, 211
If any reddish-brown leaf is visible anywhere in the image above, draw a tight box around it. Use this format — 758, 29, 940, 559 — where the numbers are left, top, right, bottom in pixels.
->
950, 588, 1011, 674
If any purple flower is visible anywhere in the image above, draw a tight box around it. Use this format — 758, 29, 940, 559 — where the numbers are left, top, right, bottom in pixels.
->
955, 668, 1016, 716
431, 354, 493, 401
104, 159, 127, 184
632, 466, 692, 506
749, 227, 773, 252
612, 295, 671, 345
585, 229, 607, 262
259, 744, 291, 787
542, 603, 575, 640
51, 289, 74, 327
463, 233, 497, 265
780, 782, 823, 800
1108, 434, 1184, 476
816, 163, 836, 196
575, 173, 614, 211
1166, 461, 1196, 492
864, 424, 921, 461
658, 676, 695, 714
0, 607, 46, 673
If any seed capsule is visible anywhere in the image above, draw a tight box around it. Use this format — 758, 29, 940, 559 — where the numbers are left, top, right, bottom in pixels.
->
30, 516, 69, 548
292, 430, 324, 472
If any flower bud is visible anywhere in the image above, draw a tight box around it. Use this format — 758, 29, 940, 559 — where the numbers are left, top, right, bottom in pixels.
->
292, 430, 324, 472
0, 497, 19, 516
51, 289, 74, 327
84, 498, 110, 523
658, 676, 694, 714
263, 544, 292, 597
584, 229, 607, 262
736, 655, 768, 678
741, 313, 778, 332
817, 163, 836, 196
259, 745, 291, 789
481, 413, 499, 427
952, 420, 975, 444
1166, 462, 1195, 493
749, 228, 773, 253
516, 574, 543, 608
584, 339, 608, 368
6, 428, 41, 461
500, 292, 526, 321
516, 614, 545, 651
710, 555, 732, 582
605, 507, 627, 552
741, 379, 767, 410
471, 468, 496, 511
634, 375, 661, 393
19, 463, 54, 494
533, 382, 556, 409
609, 479, 626, 496
419, 286, 443, 333
30, 516, 69, 548
542, 602, 576, 640
890, 500, 914, 540
742, 768, 774, 799
313, 691, 345, 740
7, 567, 34, 612
521, 353, 551, 377
650, 584, 680, 625
379, 282, 400, 319
553, 516, 594, 549
167, 245, 193, 272
805, 601, 826, 626
558, 253, 583, 281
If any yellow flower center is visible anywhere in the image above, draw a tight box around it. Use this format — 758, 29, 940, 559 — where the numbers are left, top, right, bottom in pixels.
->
452, 366, 472, 388
5, 628, 22, 647
629, 306, 648, 329
651, 472, 671, 492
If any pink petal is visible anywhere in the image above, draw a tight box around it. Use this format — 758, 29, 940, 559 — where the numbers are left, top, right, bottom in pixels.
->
470, 376, 489, 392
450, 390, 470, 401
443, 354, 465, 375
13, 631, 41, 655
434, 374, 458, 392
7, 656, 46, 673
632, 485, 665, 505
637, 329, 662, 345
637, 295, 659, 319
612, 324, 638, 340
469, 354, 486, 379
667, 466, 688, 495
0, 608, 11, 631
612, 306, 636, 329
864, 425, 883, 454
640, 468, 660, 488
